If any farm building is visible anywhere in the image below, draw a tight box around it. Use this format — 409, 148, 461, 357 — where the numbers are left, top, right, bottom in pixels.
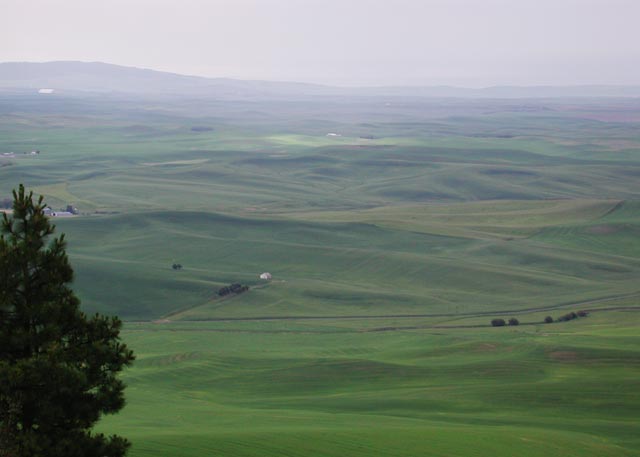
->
259, 272, 272, 280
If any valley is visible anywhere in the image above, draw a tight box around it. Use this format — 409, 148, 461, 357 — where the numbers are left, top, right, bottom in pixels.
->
1, 89, 639, 456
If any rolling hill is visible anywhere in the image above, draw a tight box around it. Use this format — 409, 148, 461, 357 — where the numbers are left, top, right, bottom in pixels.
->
1, 85, 639, 457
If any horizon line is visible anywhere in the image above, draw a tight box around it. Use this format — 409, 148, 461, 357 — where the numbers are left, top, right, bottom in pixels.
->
2, 60, 640, 91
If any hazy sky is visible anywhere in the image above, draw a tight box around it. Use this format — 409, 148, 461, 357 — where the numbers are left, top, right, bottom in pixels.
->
2, 0, 639, 87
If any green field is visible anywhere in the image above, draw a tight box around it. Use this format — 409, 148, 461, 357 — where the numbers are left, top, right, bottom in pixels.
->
1, 94, 639, 456
96, 308, 640, 457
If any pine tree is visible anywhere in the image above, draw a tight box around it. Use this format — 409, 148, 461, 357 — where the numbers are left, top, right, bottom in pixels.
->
0, 185, 134, 457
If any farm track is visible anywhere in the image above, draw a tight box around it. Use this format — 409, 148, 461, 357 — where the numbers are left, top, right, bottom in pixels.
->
167, 291, 640, 323
363, 306, 640, 332
135, 293, 640, 334
132, 305, 640, 334
595, 199, 625, 219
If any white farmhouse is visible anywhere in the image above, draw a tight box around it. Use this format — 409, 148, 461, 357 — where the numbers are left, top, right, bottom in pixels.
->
259, 272, 272, 280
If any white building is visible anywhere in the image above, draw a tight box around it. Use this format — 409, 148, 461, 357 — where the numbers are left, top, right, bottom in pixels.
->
259, 272, 272, 280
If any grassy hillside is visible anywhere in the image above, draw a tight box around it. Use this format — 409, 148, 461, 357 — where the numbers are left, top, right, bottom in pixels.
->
3, 96, 640, 216
1, 95, 638, 322
98, 308, 640, 457
52, 200, 640, 320
2, 94, 639, 456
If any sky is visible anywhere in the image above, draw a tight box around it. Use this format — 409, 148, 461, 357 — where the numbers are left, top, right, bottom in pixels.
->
1, 0, 639, 87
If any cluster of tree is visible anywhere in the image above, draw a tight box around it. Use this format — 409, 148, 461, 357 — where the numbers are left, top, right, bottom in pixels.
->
171, 263, 183, 270
0, 185, 134, 456
493, 310, 590, 327
491, 317, 520, 327
217, 283, 249, 297
543, 310, 588, 323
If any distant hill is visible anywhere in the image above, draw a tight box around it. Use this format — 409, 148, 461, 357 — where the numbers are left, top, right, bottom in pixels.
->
1, 61, 640, 99
0, 61, 331, 99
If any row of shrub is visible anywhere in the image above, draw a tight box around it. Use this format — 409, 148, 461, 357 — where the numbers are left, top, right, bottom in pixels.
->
491, 310, 589, 327
548, 310, 588, 323
491, 318, 519, 327
218, 283, 249, 297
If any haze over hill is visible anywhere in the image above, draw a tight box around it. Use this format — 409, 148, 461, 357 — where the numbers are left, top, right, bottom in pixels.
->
3, 0, 640, 455
2, 60, 640, 457
2, 61, 640, 99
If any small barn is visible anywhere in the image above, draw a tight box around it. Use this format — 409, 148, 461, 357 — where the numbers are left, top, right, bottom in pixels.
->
259, 272, 272, 280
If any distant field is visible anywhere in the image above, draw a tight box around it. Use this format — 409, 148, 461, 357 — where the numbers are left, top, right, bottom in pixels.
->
48, 200, 640, 321
1, 94, 639, 456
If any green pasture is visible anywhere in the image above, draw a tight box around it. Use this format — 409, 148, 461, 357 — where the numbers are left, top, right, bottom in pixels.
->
2, 94, 640, 456
97, 309, 640, 457
50, 200, 640, 321
3, 97, 640, 215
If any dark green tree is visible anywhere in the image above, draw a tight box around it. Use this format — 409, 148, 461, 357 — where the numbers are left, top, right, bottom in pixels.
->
0, 185, 134, 457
